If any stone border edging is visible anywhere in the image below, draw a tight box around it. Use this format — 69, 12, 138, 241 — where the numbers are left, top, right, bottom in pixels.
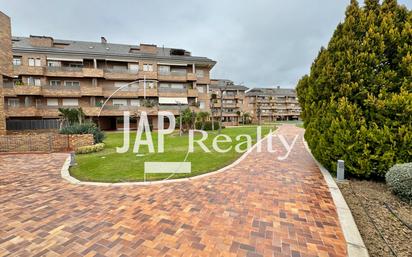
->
302, 140, 369, 257
61, 128, 278, 186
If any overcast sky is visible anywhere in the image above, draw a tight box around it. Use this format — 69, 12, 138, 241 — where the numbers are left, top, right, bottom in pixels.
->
1, 0, 411, 88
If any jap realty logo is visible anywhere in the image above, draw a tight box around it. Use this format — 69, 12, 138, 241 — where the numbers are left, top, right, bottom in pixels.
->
98, 81, 299, 181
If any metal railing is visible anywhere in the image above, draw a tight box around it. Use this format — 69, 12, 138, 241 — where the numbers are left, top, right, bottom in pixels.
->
158, 87, 187, 93
46, 66, 83, 72
42, 85, 81, 91
104, 68, 138, 74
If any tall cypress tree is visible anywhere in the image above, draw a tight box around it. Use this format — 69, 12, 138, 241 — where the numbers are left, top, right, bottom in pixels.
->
297, 0, 412, 178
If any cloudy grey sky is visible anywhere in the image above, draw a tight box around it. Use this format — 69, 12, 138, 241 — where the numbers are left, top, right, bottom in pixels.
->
1, 0, 411, 88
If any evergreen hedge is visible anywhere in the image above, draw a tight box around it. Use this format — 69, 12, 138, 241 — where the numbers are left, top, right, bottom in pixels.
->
297, 0, 412, 178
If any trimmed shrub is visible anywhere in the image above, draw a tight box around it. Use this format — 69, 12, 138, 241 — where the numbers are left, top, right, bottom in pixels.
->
386, 163, 412, 203
60, 122, 105, 144
296, 0, 412, 178
195, 121, 224, 131
75, 143, 105, 154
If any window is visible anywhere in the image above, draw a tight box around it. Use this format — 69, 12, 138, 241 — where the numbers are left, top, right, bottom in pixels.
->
28, 58, 41, 67
130, 99, 140, 107
129, 63, 139, 72
170, 83, 184, 89
143, 64, 153, 72
113, 99, 127, 107
27, 77, 41, 86
50, 80, 61, 86
47, 61, 61, 67
13, 57, 21, 66
64, 81, 80, 87
62, 99, 79, 106
199, 101, 206, 109
8, 98, 20, 107
196, 69, 204, 78
47, 99, 59, 106
69, 63, 83, 68
158, 65, 170, 75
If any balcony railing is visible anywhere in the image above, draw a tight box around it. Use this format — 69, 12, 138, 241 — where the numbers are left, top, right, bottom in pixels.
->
158, 70, 187, 76
104, 68, 138, 74
158, 87, 187, 93
42, 85, 81, 91
46, 66, 83, 72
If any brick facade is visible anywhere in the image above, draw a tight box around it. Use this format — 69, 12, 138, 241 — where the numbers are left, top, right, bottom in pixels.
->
0, 133, 93, 152
0, 12, 13, 135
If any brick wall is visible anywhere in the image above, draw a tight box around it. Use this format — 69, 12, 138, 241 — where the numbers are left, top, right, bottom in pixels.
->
0, 11, 12, 77
0, 133, 94, 152
0, 76, 5, 135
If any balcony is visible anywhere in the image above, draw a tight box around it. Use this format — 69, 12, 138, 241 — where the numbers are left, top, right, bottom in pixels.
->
196, 76, 210, 84
4, 105, 39, 117
158, 71, 187, 82
138, 88, 158, 97
103, 86, 140, 98
82, 68, 104, 77
81, 86, 103, 96
137, 71, 157, 80
36, 106, 60, 118
99, 105, 158, 116
158, 87, 188, 97
45, 66, 83, 77
187, 89, 198, 97
42, 85, 81, 97
103, 68, 139, 80
187, 73, 197, 81
13, 65, 44, 76
82, 107, 101, 116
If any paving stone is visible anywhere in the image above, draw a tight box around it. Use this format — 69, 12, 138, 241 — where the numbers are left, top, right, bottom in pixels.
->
0, 125, 346, 256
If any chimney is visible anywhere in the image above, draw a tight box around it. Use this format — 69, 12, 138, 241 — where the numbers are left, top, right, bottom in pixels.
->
101, 37, 107, 44
29, 35, 54, 48
139, 43, 157, 54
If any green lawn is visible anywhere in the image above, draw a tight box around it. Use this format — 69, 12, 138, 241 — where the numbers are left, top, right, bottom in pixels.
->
70, 126, 273, 182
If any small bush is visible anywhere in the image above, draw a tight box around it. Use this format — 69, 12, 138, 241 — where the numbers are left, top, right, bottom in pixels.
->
386, 163, 412, 203
195, 121, 224, 130
60, 122, 105, 143
76, 143, 105, 154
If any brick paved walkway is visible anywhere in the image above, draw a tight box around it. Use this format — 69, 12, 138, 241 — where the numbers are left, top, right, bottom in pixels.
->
0, 125, 346, 257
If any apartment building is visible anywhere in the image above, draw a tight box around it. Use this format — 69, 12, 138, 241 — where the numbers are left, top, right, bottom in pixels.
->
0, 11, 13, 135
245, 87, 301, 122
2, 35, 215, 130
210, 79, 248, 126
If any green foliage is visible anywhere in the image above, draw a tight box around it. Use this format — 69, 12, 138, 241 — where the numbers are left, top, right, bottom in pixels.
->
297, 0, 412, 178
386, 163, 412, 202
195, 121, 224, 131
76, 143, 105, 154
58, 108, 85, 126
196, 111, 210, 129
60, 122, 105, 144
177, 108, 197, 132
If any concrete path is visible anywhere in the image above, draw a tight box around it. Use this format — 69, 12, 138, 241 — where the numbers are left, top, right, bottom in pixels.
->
0, 125, 346, 257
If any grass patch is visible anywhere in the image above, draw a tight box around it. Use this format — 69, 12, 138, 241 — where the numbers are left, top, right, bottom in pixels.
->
70, 126, 273, 182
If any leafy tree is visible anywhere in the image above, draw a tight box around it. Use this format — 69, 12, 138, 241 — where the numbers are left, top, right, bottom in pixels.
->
196, 111, 210, 130
58, 108, 85, 128
297, 0, 412, 178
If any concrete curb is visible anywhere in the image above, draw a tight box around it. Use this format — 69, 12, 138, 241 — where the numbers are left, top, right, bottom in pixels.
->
302, 140, 369, 257
61, 128, 278, 186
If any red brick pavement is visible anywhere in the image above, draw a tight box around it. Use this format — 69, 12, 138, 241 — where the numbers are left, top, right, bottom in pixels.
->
0, 125, 347, 257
